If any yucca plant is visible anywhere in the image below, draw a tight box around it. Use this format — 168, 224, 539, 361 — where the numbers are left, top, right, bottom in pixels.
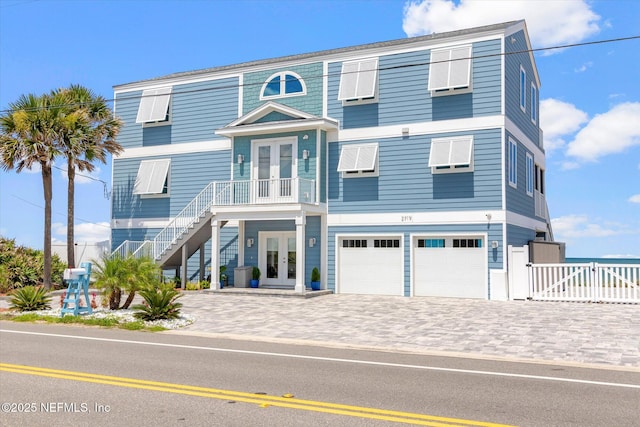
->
9, 285, 52, 311
132, 284, 183, 321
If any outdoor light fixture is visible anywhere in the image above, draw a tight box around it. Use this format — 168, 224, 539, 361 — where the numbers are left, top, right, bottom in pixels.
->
303, 150, 309, 160
491, 241, 499, 249
402, 127, 409, 136
246, 238, 254, 247
308, 238, 316, 247
237, 154, 244, 164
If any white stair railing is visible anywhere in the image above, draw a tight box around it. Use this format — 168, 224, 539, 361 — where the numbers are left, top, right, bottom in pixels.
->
153, 182, 217, 259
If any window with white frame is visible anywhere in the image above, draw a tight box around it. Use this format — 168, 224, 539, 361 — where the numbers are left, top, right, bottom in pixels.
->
509, 138, 518, 187
535, 164, 545, 194
519, 66, 526, 112
337, 58, 379, 104
428, 136, 474, 173
526, 153, 534, 196
428, 45, 472, 95
132, 159, 171, 196
530, 84, 537, 124
260, 71, 306, 100
136, 87, 172, 125
337, 143, 379, 177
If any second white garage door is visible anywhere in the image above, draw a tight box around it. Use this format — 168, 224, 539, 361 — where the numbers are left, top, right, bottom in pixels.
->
337, 236, 403, 295
413, 236, 487, 299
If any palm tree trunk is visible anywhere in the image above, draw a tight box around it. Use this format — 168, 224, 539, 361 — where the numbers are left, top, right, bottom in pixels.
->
122, 290, 136, 309
42, 163, 53, 289
67, 158, 75, 268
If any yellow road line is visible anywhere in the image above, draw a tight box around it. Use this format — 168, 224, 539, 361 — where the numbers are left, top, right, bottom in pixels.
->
0, 362, 515, 427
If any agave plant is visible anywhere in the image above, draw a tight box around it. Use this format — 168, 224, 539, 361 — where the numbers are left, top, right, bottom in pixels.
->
9, 285, 52, 311
132, 284, 183, 321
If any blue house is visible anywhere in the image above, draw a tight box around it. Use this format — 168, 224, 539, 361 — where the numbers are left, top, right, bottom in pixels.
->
111, 20, 552, 299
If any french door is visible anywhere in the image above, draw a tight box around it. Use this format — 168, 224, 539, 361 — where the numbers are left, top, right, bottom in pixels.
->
258, 231, 296, 287
253, 139, 296, 203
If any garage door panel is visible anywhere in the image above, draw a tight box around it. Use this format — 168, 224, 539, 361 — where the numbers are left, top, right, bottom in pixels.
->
338, 237, 403, 295
414, 237, 486, 299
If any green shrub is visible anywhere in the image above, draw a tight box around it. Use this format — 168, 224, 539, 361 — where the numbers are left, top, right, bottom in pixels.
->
132, 284, 183, 321
92, 253, 161, 310
0, 237, 65, 292
252, 266, 261, 280
311, 267, 320, 282
9, 286, 52, 311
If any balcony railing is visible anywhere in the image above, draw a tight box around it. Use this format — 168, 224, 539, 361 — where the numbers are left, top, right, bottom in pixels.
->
535, 191, 546, 219
213, 178, 316, 206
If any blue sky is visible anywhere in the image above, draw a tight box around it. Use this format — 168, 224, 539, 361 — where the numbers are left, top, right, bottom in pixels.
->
1, 0, 638, 258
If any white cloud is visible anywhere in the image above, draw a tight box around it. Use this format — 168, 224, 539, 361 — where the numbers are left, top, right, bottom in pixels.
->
629, 195, 640, 204
52, 221, 110, 243
540, 98, 588, 153
551, 214, 626, 239
566, 102, 640, 162
402, 0, 600, 49
574, 61, 593, 73
59, 164, 102, 185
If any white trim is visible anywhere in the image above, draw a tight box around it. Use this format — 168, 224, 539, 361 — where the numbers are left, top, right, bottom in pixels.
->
226, 101, 315, 127
259, 71, 307, 100
526, 152, 534, 197
111, 218, 240, 229
519, 66, 526, 112
216, 118, 338, 137
500, 36, 505, 117
508, 137, 517, 188
530, 83, 537, 125
409, 232, 488, 298
335, 232, 404, 296
237, 73, 244, 118
506, 210, 548, 231
115, 139, 231, 160
322, 61, 328, 118
337, 115, 503, 142
328, 210, 505, 226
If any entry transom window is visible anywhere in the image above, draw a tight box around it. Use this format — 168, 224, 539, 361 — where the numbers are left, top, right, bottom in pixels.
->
338, 58, 379, 103
337, 143, 379, 177
132, 159, 170, 196
428, 45, 472, 95
260, 71, 306, 99
136, 87, 172, 124
428, 136, 474, 173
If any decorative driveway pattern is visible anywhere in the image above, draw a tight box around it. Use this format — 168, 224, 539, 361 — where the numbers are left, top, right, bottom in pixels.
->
175, 293, 640, 368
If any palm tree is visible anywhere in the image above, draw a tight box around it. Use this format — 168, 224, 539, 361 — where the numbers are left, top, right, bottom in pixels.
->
0, 92, 68, 288
55, 85, 122, 267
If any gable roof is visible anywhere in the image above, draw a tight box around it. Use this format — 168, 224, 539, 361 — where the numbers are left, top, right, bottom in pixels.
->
114, 20, 524, 90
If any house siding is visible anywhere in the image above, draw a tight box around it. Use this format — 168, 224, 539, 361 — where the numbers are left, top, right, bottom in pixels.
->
505, 131, 535, 218
328, 128, 502, 214
242, 63, 323, 117
112, 150, 231, 220
505, 30, 541, 147
506, 224, 536, 248
326, 39, 502, 129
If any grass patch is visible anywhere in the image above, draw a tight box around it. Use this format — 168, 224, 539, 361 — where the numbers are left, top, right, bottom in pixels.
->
0, 312, 166, 331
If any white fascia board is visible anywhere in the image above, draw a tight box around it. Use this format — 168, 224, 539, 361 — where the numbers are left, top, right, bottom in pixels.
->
327, 210, 506, 226
114, 72, 243, 95
337, 115, 503, 142
111, 218, 240, 229
115, 139, 231, 160
212, 203, 326, 221
216, 118, 338, 137
506, 210, 549, 231
322, 61, 328, 118
505, 117, 545, 166
227, 101, 315, 127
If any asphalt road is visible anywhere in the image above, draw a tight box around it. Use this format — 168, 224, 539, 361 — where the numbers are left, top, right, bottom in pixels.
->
1, 321, 639, 427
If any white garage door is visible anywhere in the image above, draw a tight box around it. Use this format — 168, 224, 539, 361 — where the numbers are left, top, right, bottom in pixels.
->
413, 236, 486, 298
338, 237, 403, 295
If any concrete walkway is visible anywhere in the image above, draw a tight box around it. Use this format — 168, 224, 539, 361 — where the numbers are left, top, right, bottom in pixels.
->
175, 292, 640, 369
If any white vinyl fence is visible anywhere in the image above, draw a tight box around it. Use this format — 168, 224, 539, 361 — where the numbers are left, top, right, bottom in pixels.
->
528, 263, 640, 303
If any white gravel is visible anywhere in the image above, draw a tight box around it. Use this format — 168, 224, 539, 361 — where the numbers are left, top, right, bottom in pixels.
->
6, 307, 194, 330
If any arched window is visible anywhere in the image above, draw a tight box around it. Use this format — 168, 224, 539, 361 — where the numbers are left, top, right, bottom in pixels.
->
260, 71, 306, 99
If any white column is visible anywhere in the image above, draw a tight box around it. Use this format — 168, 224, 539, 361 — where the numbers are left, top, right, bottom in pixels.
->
295, 215, 306, 293
321, 213, 327, 290
211, 218, 220, 290
180, 243, 188, 290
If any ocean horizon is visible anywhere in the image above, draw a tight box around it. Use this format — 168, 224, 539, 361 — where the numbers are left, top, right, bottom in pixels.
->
566, 257, 640, 265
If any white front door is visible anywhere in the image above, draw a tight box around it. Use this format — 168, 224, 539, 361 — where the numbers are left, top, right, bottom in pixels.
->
253, 139, 297, 203
259, 231, 296, 287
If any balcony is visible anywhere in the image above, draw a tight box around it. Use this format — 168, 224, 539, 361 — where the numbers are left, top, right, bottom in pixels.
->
213, 178, 316, 206
535, 191, 546, 219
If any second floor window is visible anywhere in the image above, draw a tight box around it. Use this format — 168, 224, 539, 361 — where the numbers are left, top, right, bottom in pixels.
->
260, 72, 306, 100
428, 45, 472, 96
